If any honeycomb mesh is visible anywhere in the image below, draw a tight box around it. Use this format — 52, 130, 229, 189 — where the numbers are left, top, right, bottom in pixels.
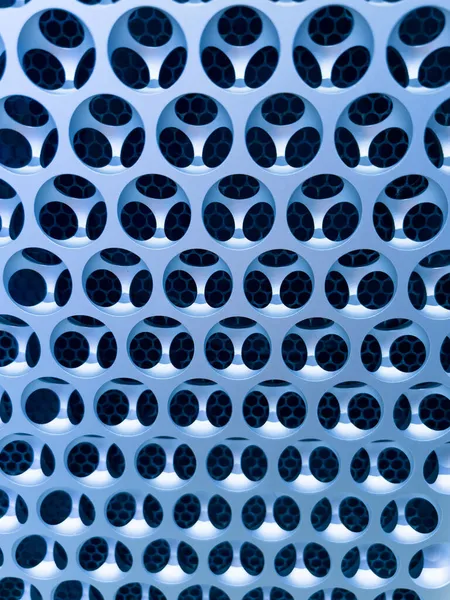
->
0, 0, 448, 599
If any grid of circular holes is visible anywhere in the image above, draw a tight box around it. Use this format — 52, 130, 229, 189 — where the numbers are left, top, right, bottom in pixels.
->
361, 319, 428, 380
158, 93, 233, 172
36, 174, 107, 247
0, 95, 58, 173
19, 9, 95, 92
129, 332, 162, 371
106, 492, 133, 528
67, 440, 125, 481
66, 442, 98, 479
246, 93, 322, 172
52, 316, 117, 376
391, 340, 426, 375
394, 384, 450, 438
143, 539, 197, 575
70, 94, 145, 173
369, 544, 398, 579
342, 544, 398, 580
105, 492, 163, 532
325, 249, 396, 317
119, 174, 191, 248
335, 93, 411, 171
294, 5, 372, 91
351, 446, 411, 485
242, 495, 266, 531
54, 335, 88, 371
173, 444, 197, 481
208, 541, 265, 578
38, 9, 84, 48
404, 498, 438, 534
164, 249, 232, 316
135, 443, 166, 481
173, 494, 201, 529
203, 174, 275, 249
218, 6, 262, 46
0, 315, 40, 375
39, 489, 94, 528
207, 444, 234, 481
309, 446, 339, 483
309, 6, 354, 46
84, 248, 152, 315
136, 441, 197, 483
95, 384, 158, 431
128, 316, 194, 377
373, 174, 447, 248
275, 543, 331, 579
387, 7, 450, 91
348, 393, 381, 430
23, 378, 84, 432
316, 395, 340, 433
5, 248, 72, 315
311, 496, 369, 535
15, 534, 67, 572
129, 8, 170, 45
78, 537, 109, 572
243, 381, 307, 436
287, 174, 361, 249
244, 250, 313, 316
387, 448, 412, 485
318, 383, 382, 438
6, 437, 55, 481
273, 496, 301, 532
109, 7, 187, 92
282, 318, 349, 380
0, 440, 34, 476
201, 5, 279, 91
339, 497, 369, 533
419, 393, 450, 433
277, 391, 307, 430
205, 317, 271, 379
408, 250, 450, 318
170, 389, 197, 428
380, 498, 435, 539
1, 4, 449, 597
241, 445, 268, 482
169, 380, 232, 433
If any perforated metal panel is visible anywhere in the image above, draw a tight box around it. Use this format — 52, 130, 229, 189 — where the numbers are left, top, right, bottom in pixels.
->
0, 1, 449, 600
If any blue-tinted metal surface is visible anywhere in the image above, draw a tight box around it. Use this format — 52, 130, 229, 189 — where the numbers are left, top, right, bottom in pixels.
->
0, 1, 449, 599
